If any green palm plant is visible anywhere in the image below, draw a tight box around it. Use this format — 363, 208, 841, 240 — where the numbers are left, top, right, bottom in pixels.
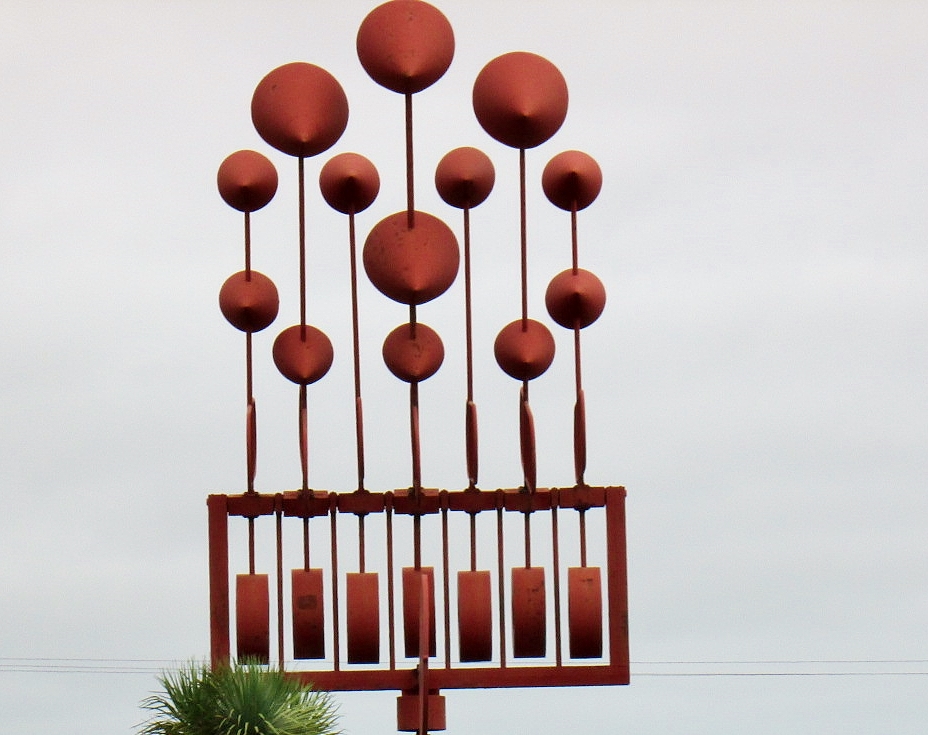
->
139, 661, 340, 735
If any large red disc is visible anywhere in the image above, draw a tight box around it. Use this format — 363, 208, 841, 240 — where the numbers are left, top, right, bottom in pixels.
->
217, 150, 278, 212
219, 271, 279, 333
542, 150, 602, 211
251, 62, 348, 158
357, 0, 454, 94
272, 325, 334, 385
319, 152, 380, 214
473, 52, 568, 149
363, 210, 459, 305
435, 147, 495, 209
494, 319, 555, 381
545, 268, 606, 329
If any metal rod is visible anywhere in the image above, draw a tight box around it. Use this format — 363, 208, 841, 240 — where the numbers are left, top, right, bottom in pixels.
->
519, 147, 527, 325
330, 499, 340, 671
248, 517, 256, 575
551, 496, 562, 667
405, 92, 415, 229
276, 506, 284, 667
386, 494, 396, 670
244, 211, 251, 277
579, 508, 588, 568
358, 514, 366, 574
299, 385, 309, 493
207, 495, 230, 669
496, 499, 506, 668
441, 499, 451, 667
298, 156, 307, 330
348, 211, 365, 491
303, 516, 310, 570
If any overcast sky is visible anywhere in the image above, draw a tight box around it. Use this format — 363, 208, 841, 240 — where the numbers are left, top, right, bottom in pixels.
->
1, 1, 926, 733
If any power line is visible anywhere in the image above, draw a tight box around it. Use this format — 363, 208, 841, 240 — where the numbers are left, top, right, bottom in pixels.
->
1, 658, 927, 677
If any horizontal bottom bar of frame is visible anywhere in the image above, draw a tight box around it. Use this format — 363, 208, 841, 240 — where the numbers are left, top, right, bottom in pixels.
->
290, 664, 630, 692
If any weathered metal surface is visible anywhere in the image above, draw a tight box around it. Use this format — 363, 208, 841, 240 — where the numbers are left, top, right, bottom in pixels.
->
292, 568, 325, 660
357, 0, 454, 94
568, 566, 603, 659
346, 572, 381, 664
457, 570, 492, 662
217, 150, 278, 213
472, 52, 568, 150
251, 62, 348, 158
235, 573, 270, 663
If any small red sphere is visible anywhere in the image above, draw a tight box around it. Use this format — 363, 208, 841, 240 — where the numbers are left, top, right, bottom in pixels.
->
357, 0, 454, 94
363, 210, 459, 305
272, 325, 334, 385
217, 150, 278, 212
435, 147, 495, 209
545, 269, 606, 329
251, 62, 348, 158
319, 153, 380, 214
494, 319, 556, 381
382, 322, 444, 382
219, 271, 279, 333
473, 52, 568, 149
542, 151, 602, 211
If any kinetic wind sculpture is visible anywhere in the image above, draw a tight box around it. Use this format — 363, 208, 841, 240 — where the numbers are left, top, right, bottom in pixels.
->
209, 2, 628, 732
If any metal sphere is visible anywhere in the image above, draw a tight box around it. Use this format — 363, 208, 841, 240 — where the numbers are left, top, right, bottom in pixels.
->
545, 268, 606, 329
219, 271, 279, 333
542, 150, 602, 211
319, 152, 380, 214
435, 147, 495, 209
473, 52, 568, 149
382, 322, 444, 382
217, 150, 278, 212
363, 210, 459, 305
272, 325, 334, 385
251, 62, 349, 158
357, 0, 454, 94
494, 319, 556, 381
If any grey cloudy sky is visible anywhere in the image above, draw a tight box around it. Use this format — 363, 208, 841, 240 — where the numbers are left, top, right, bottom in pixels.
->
1, 1, 926, 733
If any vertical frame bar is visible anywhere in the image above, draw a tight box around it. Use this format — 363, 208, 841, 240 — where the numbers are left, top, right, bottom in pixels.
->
605, 487, 630, 677
208, 494, 230, 668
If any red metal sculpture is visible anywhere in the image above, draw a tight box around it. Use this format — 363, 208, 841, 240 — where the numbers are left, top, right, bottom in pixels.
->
210, 2, 628, 733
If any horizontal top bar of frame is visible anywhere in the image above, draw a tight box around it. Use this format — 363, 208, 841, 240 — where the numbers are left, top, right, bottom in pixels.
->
212, 486, 625, 519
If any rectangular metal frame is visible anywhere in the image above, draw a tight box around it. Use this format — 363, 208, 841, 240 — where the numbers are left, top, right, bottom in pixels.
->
208, 485, 628, 691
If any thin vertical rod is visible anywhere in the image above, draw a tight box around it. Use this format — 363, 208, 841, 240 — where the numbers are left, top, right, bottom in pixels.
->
358, 515, 366, 574
276, 507, 284, 667
463, 207, 478, 490
302, 517, 310, 570
348, 211, 365, 491
386, 495, 396, 669
299, 385, 309, 493
469, 513, 477, 572
413, 514, 422, 570
441, 501, 451, 667
579, 509, 588, 568
410, 382, 421, 495
519, 148, 528, 324
551, 497, 562, 666
571, 206, 579, 273
298, 157, 307, 330
245, 333, 255, 493
329, 501, 340, 671
248, 517, 256, 575
244, 211, 252, 277
463, 208, 474, 401
523, 512, 531, 568
496, 498, 507, 668
405, 93, 415, 228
